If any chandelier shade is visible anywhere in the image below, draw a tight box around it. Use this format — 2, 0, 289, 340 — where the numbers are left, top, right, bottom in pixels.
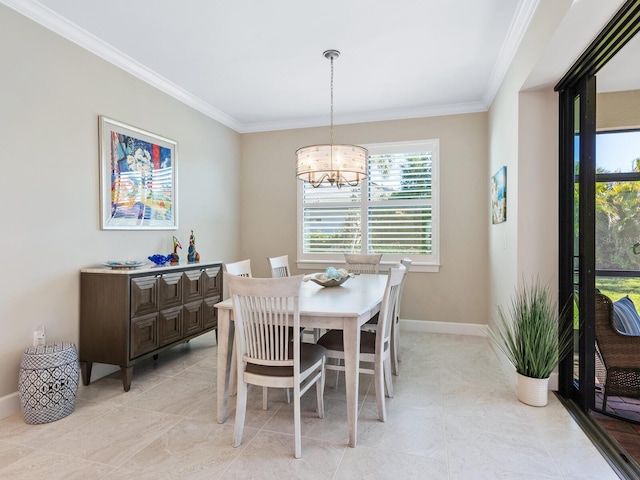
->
295, 49, 368, 188
295, 143, 368, 187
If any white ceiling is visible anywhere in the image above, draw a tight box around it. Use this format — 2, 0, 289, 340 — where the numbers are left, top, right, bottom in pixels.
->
2, 0, 634, 133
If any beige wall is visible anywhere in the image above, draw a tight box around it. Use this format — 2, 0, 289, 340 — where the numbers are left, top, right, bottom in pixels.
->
241, 113, 489, 325
597, 90, 640, 130
0, 5, 241, 402
487, 0, 572, 329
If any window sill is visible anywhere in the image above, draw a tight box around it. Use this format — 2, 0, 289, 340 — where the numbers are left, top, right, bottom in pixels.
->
296, 260, 439, 273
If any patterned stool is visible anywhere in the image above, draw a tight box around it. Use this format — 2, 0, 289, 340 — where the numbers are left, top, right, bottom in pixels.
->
18, 342, 79, 424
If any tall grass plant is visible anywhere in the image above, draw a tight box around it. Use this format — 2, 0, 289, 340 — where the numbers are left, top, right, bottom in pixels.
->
492, 279, 573, 379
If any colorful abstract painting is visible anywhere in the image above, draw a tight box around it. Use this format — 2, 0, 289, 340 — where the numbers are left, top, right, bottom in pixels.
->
100, 117, 177, 229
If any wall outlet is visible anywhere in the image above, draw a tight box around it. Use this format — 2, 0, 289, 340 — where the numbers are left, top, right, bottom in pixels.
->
33, 325, 46, 346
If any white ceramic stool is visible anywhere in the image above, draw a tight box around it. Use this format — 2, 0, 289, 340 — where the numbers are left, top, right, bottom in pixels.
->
18, 342, 79, 424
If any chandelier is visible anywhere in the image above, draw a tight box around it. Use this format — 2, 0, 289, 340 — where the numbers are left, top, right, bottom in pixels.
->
295, 50, 368, 188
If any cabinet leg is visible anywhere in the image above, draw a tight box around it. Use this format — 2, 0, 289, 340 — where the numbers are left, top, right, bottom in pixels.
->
153, 354, 158, 360
80, 361, 92, 386
121, 366, 134, 392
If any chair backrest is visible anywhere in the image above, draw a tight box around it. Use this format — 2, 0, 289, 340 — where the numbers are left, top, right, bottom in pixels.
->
225, 273, 304, 371
595, 291, 640, 369
268, 254, 290, 278
397, 258, 412, 317
376, 264, 406, 351
224, 259, 252, 278
344, 253, 382, 274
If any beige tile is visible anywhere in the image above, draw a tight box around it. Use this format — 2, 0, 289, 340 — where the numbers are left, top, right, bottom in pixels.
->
220, 429, 344, 479
335, 445, 448, 480
0, 331, 620, 478
0, 449, 115, 479
46, 406, 180, 466
114, 418, 250, 479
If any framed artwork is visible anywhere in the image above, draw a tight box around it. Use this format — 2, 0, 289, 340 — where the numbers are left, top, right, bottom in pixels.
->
491, 166, 507, 224
99, 116, 177, 230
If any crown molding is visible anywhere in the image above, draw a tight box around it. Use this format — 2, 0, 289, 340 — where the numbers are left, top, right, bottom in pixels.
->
0, 0, 244, 132
482, 0, 540, 107
240, 101, 489, 133
2, 0, 529, 134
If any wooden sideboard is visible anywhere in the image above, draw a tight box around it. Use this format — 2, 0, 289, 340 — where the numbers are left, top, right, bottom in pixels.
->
80, 261, 222, 391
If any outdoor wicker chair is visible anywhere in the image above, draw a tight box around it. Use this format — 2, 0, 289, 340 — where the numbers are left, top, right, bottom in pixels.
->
594, 292, 640, 411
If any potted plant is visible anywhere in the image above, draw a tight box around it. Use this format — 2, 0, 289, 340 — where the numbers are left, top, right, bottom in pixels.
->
491, 278, 573, 406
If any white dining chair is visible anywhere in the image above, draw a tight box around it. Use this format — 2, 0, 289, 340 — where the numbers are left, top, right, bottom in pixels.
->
226, 273, 326, 458
224, 259, 252, 277
268, 254, 323, 342
344, 253, 382, 274
225, 258, 299, 404
362, 257, 411, 375
317, 263, 405, 422
268, 254, 290, 278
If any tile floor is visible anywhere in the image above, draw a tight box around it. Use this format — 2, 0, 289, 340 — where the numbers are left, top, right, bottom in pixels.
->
0, 331, 620, 479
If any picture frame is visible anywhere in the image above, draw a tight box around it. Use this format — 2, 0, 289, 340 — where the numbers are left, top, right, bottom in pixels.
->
99, 116, 178, 230
491, 166, 507, 224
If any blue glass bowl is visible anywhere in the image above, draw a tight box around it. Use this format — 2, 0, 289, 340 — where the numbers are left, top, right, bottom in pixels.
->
148, 254, 170, 266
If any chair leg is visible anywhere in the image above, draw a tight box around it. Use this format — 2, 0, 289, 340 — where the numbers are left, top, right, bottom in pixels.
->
233, 378, 248, 447
374, 359, 387, 422
391, 320, 399, 376
230, 346, 237, 396
262, 386, 268, 410
294, 385, 302, 458
316, 360, 325, 418
383, 356, 394, 398
284, 388, 291, 404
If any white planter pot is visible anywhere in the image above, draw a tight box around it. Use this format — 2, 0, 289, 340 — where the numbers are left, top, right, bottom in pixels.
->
516, 373, 549, 407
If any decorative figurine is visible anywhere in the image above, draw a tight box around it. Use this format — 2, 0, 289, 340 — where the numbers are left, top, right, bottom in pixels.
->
169, 236, 182, 264
188, 230, 200, 263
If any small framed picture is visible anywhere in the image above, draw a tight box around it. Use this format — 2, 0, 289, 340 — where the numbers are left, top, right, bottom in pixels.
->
99, 116, 177, 230
491, 166, 507, 224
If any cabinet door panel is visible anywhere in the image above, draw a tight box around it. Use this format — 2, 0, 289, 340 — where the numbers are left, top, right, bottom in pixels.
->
184, 301, 203, 336
183, 270, 204, 304
159, 306, 183, 346
203, 266, 222, 297
131, 313, 159, 359
159, 273, 183, 309
131, 277, 158, 317
203, 296, 220, 330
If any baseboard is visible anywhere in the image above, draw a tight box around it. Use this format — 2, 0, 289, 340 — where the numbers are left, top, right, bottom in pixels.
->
400, 318, 489, 337
0, 392, 20, 419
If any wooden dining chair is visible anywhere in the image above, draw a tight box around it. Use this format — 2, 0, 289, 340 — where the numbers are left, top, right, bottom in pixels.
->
360, 258, 411, 375
317, 263, 406, 422
344, 253, 382, 274
268, 254, 321, 341
225, 273, 326, 458
224, 259, 252, 277
268, 254, 290, 278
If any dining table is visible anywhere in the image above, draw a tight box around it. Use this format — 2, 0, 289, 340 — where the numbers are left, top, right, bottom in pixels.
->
214, 273, 388, 448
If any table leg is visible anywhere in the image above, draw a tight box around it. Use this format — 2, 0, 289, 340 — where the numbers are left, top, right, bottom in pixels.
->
216, 309, 234, 423
342, 322, 361, 447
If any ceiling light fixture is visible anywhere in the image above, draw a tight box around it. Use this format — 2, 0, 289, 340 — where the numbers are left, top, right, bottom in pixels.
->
295, 50, 368, 188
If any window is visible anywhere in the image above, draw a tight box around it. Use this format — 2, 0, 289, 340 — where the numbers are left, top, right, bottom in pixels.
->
595, 129, 640, 271
297, 140, 439, 272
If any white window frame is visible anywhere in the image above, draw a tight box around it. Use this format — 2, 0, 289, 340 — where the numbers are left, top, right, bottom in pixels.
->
296, 139, 440, 273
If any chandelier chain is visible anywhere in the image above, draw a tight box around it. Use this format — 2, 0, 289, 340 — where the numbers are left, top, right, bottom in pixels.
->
330, 53, 334, 146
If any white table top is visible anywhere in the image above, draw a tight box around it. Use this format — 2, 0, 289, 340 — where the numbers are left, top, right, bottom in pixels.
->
215, 273, 388, 318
